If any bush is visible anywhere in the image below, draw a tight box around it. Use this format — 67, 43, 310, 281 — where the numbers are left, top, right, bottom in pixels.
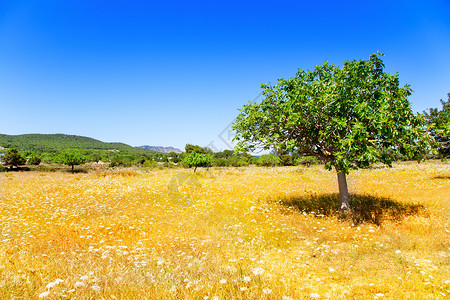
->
214, 158, 229, 167
228, 156, 249, 167
143, 160, 158, 168
295, 156, 319, 167
27, 156, 41, 166
33, 165, 57, 172
256, 154, 281, 167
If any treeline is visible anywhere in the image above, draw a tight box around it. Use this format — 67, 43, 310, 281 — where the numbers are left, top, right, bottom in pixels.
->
0, 143, 322, 172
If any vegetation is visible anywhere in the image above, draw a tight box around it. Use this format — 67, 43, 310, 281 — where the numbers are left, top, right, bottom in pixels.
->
233, 53, 432, 214
0, 148, 26, 170
0, 133, 152, 154
57, 149, 87, 171
183, 151, 213, 172
423, 93, 450, 158
0, 162, 448, 299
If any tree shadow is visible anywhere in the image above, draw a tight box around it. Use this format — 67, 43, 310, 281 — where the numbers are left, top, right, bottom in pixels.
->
278, 193, 424, 225
432, 175, 450, 180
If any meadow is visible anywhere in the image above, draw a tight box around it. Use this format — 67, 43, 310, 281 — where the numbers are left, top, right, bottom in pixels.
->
0, 161, 448, 299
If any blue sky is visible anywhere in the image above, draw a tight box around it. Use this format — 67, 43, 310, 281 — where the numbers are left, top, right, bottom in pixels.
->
1, 0, 449, 151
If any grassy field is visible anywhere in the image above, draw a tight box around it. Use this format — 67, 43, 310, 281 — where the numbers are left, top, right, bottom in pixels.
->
0, 162, 449, 299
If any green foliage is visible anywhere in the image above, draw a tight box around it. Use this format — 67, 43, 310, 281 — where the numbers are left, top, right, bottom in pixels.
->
423, 93, 450, 158
256, 154, 281, 167
58, 149, 87, 171
1, 148, 26, 169
183, 152, 213, 172
227, 155, 249, 167
295, 155, 319, 167
185, 144, 210, 154
0, 133, 153, 154
40, 152, 57, 164
142, 160, 158, 168
214, 158, 229, 167
27, 156, 42, 166
233, 53, 432, 173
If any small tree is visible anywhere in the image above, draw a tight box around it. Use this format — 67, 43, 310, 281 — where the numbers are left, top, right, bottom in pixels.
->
257, 154, 281, 167
1, 148, 26, 170
58, 149, 86, 171
183, 151, 213, 172
233, 53, 432, 215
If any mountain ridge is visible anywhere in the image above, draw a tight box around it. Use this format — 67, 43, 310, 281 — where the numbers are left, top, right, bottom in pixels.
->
0, 133, 162, 153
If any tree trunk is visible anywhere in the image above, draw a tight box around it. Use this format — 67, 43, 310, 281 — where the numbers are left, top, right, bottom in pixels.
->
72, 165, 74, 172
335, 167, 350, 214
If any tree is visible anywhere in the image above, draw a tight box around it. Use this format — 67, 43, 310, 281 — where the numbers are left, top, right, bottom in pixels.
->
233, 53, 432, 214
1, 148, 26, 170
256, 154, 281, 167
58, 149, 86, 171
185, 144, 210, 154
423, 93, 450, 158
183, 151, 213, 172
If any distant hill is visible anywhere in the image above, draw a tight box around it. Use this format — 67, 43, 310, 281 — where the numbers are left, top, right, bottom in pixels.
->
0, 133, 152, 154
137, 145, 182, 153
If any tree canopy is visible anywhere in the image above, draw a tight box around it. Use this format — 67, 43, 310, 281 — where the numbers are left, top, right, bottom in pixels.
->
183, 151, 213, 172
423, 93, 450, 158
1, 148, 26, 169
233, 53, 432, 213
58, 149, 87, 171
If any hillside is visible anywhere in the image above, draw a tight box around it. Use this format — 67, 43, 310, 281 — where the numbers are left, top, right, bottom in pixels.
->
136, 145, 182, 153
0, 133, 151, 153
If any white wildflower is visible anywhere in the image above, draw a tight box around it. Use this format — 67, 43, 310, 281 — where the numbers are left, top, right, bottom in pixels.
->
75, 281, 85, 287
329, 267, 335, 272
39, 291, 50, 298
46, 282, 56, 289
243, 276, 251, 282
263, 288, 272, 294
252, 267, 264, 275
395, 250, 401, 254
240, 287, 247, 291
91, 285, 101, 292
219, 279, 227, 284
310, 292, 320, 298
79, 275, 89, 281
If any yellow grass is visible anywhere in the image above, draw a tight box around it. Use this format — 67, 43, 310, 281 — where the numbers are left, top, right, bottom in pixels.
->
0, 162, 449, 299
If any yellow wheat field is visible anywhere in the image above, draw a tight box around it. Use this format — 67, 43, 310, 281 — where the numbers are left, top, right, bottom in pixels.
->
0, 162, 449, 299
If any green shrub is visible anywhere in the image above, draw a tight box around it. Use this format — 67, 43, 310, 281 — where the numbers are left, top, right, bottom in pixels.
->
27, 156, 41, 166
256, 154, 281, 167
295, 156, 319, 167
214, 158, 229, 167
143, 160, 158, 168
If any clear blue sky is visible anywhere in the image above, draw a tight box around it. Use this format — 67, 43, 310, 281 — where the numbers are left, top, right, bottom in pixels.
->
1, 0, 449, 151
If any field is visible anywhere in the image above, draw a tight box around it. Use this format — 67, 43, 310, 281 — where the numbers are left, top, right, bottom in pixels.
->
0, 162, 449, 299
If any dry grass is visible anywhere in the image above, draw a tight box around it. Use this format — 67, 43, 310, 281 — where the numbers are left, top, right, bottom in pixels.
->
0, 161, 449, 299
